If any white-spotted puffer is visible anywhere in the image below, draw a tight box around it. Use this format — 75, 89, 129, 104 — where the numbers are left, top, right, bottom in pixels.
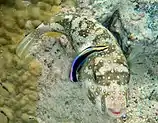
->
50, 12, 130, 118
16, 11, 130, 118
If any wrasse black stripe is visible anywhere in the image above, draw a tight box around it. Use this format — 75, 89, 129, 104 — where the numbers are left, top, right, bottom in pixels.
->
70, 45, 108, 82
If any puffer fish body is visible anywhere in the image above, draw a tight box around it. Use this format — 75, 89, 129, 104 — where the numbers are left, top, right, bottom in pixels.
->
50, 13, 129, 117
16, 11, 130, 118
50, 13, 130, 118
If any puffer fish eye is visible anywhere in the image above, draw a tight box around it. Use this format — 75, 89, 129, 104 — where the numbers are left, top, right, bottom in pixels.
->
121, 114, 127, 121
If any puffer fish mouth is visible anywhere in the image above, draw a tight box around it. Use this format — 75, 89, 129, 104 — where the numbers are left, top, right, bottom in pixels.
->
107, 108, 125, 117
108, 108, 121, 115
112, 111, 121, 115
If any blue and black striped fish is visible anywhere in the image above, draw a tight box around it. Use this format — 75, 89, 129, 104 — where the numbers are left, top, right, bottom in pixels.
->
70, 45, 108, 82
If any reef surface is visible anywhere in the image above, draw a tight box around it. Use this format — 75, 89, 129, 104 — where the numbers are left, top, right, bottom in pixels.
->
0, 0, 158, 123
25, 0, 158, 123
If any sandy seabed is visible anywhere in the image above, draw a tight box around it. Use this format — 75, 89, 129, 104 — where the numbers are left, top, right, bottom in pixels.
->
28, 0, 158, 123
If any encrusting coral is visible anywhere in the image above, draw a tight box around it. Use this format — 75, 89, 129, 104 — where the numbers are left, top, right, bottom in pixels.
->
0, 0, 76, 122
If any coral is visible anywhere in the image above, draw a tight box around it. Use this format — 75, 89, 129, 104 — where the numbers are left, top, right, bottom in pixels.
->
0, 0, 75, 123
28, 59, 42, 76
0, 46, 40, 122
0, 112, 8, 123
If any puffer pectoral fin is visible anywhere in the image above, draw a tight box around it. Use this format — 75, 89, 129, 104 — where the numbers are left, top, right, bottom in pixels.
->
70, 45, 108, 82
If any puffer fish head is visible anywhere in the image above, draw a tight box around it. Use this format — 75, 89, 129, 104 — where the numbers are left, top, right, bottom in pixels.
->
105, 83, 128, 118
91, 46, 130, 118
